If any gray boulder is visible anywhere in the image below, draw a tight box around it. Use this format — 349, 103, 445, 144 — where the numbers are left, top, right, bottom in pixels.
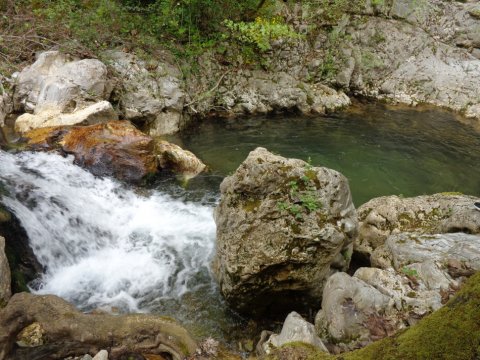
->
212, 147, 357, 315
12, 51, 115, 133
0, 236, 11, 307
13, 51, 111, 114
315, 266, 446, 351
356, 193, 480, 256
105, 50, 187, 136
261, 312, 328, 355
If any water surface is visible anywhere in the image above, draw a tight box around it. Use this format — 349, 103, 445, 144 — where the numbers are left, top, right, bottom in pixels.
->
179, 103, 480, 205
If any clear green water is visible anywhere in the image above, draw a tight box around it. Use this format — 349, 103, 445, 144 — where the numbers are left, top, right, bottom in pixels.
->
177, 103, 480, 206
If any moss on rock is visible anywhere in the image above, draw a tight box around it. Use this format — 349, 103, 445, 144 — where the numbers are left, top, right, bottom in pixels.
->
269, 271, 480, 360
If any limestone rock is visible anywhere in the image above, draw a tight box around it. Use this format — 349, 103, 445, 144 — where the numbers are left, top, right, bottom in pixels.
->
315, 266, 446, 351
104, 50, 187, 136
15, 100, 118, 133
315, 272, 396, 350
261, 312, 328, 355
356, 193, 480, 256
0, 236, 11, 307
219, 71, 350, 116
371, 232, 480, 276
155, 140, 206, 180
13, 51, 111, 114
212, 147, 357, 315
0, 292, 196, 360
24, 121, 157, 182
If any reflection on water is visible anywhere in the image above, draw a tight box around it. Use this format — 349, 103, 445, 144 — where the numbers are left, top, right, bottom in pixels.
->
180, 103, 480, 206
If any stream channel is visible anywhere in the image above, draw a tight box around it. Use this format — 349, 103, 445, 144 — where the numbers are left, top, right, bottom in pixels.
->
1, 103, 479, 350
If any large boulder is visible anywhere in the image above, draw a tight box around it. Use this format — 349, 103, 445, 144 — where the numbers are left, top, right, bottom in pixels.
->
24, 121, 157, 182
212, 147, 357, 315
356, 194, 480, 256
13, 51, 111, 114
0, 292, 197, 360
104, 50, 187, 136
0, 236, 11, 307
12, 51, 115, 132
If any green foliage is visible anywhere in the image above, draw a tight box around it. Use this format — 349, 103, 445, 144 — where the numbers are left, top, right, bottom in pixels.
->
277, 161, 322, 221
401, 266, 418, 278
223, 16, 302, 52
2, 0, 273, 70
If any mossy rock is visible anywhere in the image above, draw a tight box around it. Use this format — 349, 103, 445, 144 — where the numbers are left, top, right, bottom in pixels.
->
269, 271, 480, 360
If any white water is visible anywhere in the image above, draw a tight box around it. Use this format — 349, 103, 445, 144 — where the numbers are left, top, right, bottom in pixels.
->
0, 150, 216, 312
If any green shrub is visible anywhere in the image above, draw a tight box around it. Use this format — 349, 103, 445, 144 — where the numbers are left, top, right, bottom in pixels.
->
223, 16, 302, 52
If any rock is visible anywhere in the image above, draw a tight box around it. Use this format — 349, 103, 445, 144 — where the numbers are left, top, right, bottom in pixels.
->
104, 50, 187, 136
261, 312, 328, 355
16, 322, 45, 347
284, 271, 480, 358
356, 193, 480, 256
212, 147, 357, 315
13, 51, 111, 114
0, 292, 197, 360
0, 236, 11, 307
371, 232, 480, 276
315, 265, 448, 351
24, 121, 157, 182
155, 140, 206, 180
93, 350, 108, 360
311, 7, 480, 123
15, 100, 118, 133
315, 271, 396, 351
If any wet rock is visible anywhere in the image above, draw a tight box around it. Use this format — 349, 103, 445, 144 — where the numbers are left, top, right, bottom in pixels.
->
155, 140, 206, 180
371, 232, 480, 276
15, 100, 118, 133
212, 147, 357, 315
356, 193, 480, 256
260, 312, 328, 355
24, 121, 157, 182
13, 51, 111, 114
0, 236, 11, 307
105, 50, 187, 136
0, 292, 197, 360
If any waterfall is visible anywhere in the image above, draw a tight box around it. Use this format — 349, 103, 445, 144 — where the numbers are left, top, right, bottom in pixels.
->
0, 150, 216, 313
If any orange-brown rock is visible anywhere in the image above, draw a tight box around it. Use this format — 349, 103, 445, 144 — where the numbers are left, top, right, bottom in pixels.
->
24, 121, 157, 182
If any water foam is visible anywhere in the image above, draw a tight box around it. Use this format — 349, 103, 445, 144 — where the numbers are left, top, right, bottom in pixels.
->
0, 150, 216, 312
